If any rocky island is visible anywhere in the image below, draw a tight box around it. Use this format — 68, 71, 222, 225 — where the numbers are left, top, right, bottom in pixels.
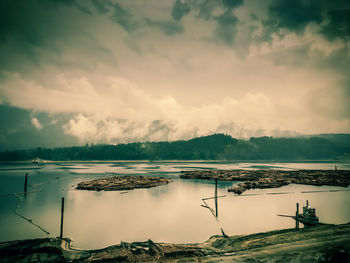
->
76, 175, 172, 191
180, 169, 350, 195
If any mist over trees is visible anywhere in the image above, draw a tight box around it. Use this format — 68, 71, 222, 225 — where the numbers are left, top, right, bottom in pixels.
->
0, 134, 349, 161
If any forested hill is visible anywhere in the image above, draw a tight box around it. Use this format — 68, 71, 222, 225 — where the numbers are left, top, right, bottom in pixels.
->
0, 134, 349, 161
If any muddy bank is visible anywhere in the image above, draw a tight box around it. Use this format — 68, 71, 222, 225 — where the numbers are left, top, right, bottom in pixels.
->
180, 169, 350, 195
76, 175, 172, 191
1, 224, 350, 262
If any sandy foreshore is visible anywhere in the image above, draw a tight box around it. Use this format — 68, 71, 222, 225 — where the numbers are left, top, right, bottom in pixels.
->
180, 169, 350, 195
1, 223, 349, 262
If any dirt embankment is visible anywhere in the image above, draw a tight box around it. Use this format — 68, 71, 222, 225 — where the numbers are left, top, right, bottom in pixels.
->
180, 169, 350, 195
76, 175, 172, 191
1, 224, 350, 262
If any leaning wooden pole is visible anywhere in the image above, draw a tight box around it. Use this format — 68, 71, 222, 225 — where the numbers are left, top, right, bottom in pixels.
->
215, 178, 218, 218
295, 202, 299, 230
60, 197, 65, 239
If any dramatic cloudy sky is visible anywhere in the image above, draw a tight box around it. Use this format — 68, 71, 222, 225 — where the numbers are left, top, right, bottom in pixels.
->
0, 0, 349, 149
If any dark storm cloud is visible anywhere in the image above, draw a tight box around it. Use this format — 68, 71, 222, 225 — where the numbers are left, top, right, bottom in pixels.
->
194, 0, 243, 21
197, 0, 216, 20
91, 0, 110, 14
171, 0, 191, 21
266, 0, 350, 39
222, 0, 244, 9
321, 8, 350, 40
51, 0, 75, 4
51, 0, 93, 14
191, 0, 243, 45
75, 3, 93, 15
0, 0, 85, 45
0, 0, 116, 79
0, 105, 78, 150
0, 0, 65, 75
110, 2, 138, 32
0, 0, 349, 147
145, 18, 184, 35
214, 10, 239, 44
0, 0, 49, 45
263, 0, 350, 94
267, 0, 323, 33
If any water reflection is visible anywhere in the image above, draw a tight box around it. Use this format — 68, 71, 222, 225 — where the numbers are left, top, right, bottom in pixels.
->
0, 161, 349, 249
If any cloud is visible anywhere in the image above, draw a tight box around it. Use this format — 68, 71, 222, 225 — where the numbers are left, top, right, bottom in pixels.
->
0, 0, 50, 45
171, 0, 191, 21
222, 0, 244, 9
31, 117, 42, 130
4, 70, 346, 143
0, 0, 116, 80
63, 116, 177, 143
1, 34, 349, 142
91, 0, 109, 14
266, 0, 350, 40
0, 0, 349, 148
0, 105, 78, 150
145, 18, 184, 35
267, 0, 323, 33
321, 8, 350, 40
214, 9, 239, 44
51, 0, 75, 4
110, 2, 138, 32
2, 71, 321, 143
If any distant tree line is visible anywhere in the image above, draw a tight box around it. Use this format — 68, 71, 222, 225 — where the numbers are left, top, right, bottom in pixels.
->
0, 134, 349, 161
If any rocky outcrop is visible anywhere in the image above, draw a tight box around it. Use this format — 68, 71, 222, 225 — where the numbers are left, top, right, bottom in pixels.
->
76, 175, 172, 191
180, 169, 350, 195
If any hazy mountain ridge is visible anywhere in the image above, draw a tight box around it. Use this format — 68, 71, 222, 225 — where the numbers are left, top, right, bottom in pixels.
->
0, 134, 349, 161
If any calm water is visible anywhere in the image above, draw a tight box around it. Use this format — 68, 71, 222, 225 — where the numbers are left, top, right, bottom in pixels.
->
0, 161, 349, 249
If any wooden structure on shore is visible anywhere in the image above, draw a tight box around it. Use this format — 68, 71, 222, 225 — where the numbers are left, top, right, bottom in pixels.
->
278, 200, 322, 228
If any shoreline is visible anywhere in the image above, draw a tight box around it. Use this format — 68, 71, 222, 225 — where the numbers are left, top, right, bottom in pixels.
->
1, 159, 350, 164
1, 223, 349, 262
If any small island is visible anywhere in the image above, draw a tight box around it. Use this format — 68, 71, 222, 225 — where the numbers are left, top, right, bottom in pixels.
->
76, 175, 172, 191
180, 169, 350, 195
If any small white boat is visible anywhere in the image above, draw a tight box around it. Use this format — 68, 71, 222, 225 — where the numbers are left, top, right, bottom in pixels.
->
32, 158, 46, 164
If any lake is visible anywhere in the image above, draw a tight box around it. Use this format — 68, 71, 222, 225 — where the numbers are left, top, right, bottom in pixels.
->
0, 161, 349, 249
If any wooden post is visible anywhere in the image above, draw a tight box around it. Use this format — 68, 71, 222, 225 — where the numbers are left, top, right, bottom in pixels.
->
295, 203, 299, 230
24, 173, 28, 197
215, 178, 218, 218
60, 197, 64, 239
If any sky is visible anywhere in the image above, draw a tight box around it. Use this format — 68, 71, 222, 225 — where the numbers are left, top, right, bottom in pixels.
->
0, 0, 349, 150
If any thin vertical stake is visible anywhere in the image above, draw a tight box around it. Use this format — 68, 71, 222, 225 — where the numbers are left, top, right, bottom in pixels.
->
60, 197, 65, 239
24, 173, 28, 197
295, 203, 299, 230
215, 178, 218, 218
